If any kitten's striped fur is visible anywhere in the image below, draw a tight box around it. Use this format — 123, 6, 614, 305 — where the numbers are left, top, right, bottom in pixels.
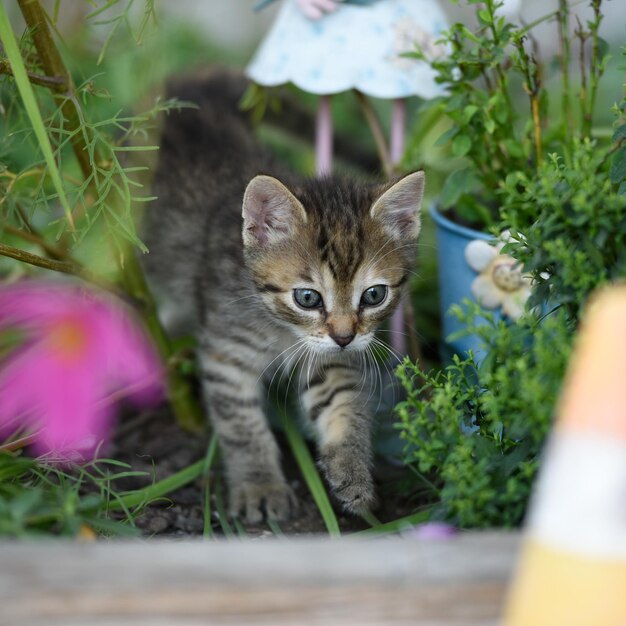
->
143, 73, 424, 523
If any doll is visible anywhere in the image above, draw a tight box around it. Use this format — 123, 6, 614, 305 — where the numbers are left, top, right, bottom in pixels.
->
248, 0, 448, 354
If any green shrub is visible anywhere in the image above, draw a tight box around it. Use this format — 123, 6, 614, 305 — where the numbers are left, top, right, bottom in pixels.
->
394, 305, 571, 527
394, 130, 625, 528
501, 137, 626, 323
394, 43, 625, 528
409, 0, 611, 228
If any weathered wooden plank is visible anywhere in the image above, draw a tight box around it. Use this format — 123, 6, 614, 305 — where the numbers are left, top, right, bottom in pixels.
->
0, 532, 520, 626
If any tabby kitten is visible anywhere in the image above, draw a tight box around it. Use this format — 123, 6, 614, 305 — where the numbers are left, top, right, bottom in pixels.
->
143, 73, 425, 523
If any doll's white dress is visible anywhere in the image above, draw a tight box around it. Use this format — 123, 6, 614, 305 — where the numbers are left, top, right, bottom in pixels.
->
247, 0, 448, 99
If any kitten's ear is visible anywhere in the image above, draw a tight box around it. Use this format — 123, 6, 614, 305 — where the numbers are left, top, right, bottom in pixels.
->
370, 171, 425, 240
242, 175, 307, 248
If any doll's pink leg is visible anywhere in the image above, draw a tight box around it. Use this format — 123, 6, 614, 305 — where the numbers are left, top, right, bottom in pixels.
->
316, 95, 333, 176
390, 98, 406, 165
390, 98, 408, 355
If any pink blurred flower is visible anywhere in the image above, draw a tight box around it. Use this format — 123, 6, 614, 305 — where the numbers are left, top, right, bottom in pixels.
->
404, 522, 457, 540
0, 281, 164, 461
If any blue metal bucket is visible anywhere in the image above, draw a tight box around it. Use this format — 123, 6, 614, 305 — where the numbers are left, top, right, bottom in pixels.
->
430, 205, 500, 361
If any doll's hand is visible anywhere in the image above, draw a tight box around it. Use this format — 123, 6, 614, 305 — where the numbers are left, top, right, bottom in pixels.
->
296, 0, 340, 20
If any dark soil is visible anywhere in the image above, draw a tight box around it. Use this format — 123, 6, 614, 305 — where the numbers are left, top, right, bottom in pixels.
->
110, 405, 421, 538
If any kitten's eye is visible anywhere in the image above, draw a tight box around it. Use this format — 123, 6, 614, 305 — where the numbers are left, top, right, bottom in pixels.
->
293, 288, 323, 309
361, 285, 388, 307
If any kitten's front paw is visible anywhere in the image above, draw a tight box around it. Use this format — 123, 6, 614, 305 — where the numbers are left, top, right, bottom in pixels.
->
229, 478, 298, 525
320, 446, 376, 513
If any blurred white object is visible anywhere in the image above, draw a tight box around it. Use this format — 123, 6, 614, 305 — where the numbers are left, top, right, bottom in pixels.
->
247, 0, 448, 98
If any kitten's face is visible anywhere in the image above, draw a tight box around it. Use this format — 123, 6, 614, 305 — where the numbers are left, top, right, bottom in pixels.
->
242, 173, 424, 354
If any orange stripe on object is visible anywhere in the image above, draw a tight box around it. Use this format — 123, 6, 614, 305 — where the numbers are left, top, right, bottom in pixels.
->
505, 539, 626, 626
556, 286, 626, 442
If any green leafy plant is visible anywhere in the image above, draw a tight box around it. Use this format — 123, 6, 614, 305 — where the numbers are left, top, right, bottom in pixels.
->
0, 452, 144, 538
394, 91, 625, 528
0, 446, 218, 538
501, 137, 626, 323
395, 304, 571, 527
410, 0, 611, 228
0, 0, 206, 538
1, 0, 203, 430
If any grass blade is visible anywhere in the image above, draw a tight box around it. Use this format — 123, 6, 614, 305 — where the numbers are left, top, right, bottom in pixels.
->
233, 518, 248, 537
202, 434, 218, 538
352, 509, 432, 536
359, 509, 382, 528
280, 408, 340, 537
202, 479, 213, 538
100, 458, 206, 512
214, 478, 234, 538
267, 519, 285, 537
0, 4, 75, 230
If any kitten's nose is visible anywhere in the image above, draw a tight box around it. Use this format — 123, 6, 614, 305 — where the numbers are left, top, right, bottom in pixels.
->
331, 333, 355, 348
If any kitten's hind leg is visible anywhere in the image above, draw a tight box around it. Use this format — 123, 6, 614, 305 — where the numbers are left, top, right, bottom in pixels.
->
301, 360, 376, 514
198, 348, 297, 524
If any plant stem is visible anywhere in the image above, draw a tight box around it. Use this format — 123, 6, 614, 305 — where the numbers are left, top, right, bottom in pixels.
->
120, 252, 204, 432
0, 432, 40, 453
557, 0, 574, 138
0, 58, 67, 89
17, 0, 92, 182
485, 0, 515, 122
3, 224, 67, 261
0, 242, 80, 276
353, 90, 393, 177
0, 242, 120, 293
575, 16, 589, 132
586, 0, 605, 137
514, 37, 543, 166
4, 201, 70, 261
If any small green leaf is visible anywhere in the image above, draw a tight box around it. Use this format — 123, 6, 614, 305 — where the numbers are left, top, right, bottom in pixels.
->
463, 105, 479, 123
597, 37, 610, 60
477, 8, 493, 24
612, 124, 626, 144
610, 147, 626, 185
452, 134, 472, 157
441, 167, 480, 208
434, 126, 459, 147
458, 24, 481, 44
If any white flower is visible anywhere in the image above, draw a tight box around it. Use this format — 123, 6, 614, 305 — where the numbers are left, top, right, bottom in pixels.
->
464, 234, 532, 320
